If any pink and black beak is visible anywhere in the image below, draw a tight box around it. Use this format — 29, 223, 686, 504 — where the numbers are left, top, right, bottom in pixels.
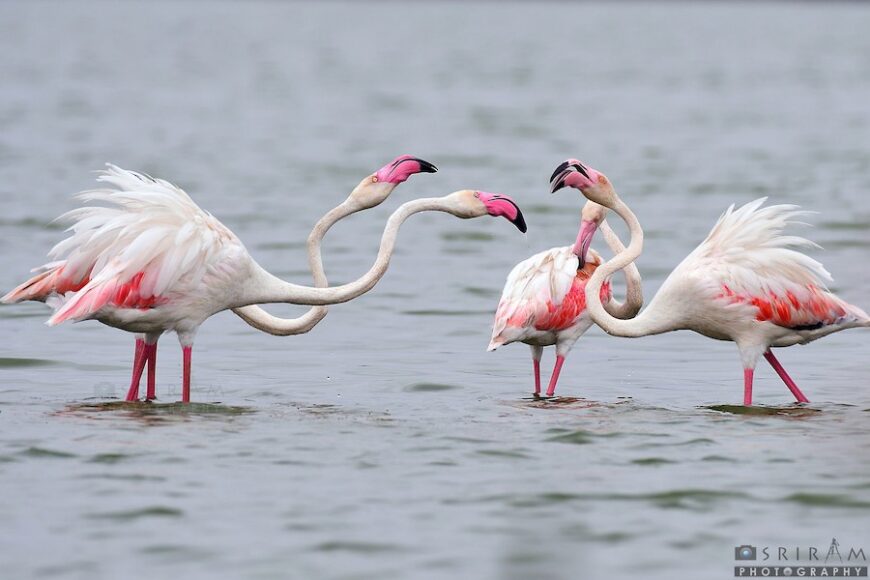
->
549, 159, 591, 193
550, 160, 598, 268
477, 191, 527, 233
573, 219, 598, 269
375, 155, 438, 184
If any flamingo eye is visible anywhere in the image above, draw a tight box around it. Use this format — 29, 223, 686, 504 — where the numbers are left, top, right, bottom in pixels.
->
371, 176, 378, 183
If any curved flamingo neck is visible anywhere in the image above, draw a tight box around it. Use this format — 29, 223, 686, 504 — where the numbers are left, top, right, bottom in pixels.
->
241, 197, 449, 307
231, 199, 357, 336
585, 197, 669, 337
598, 219, 643, 320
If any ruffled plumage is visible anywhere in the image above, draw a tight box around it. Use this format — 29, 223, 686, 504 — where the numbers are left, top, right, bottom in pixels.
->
667, 197, 868, 329
2, 165, 245, 326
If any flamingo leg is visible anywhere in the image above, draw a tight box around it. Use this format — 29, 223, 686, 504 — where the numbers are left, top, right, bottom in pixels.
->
181, 345, 192, 403
743, 368, 754, 406
545, 355, 566, 398
529, 345, 543, 396
124, 339, 147, 402
145, 343, 158, 401
763, 350, 809, 403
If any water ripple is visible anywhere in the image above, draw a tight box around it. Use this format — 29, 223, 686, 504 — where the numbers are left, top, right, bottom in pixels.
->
86, 507, 184, 521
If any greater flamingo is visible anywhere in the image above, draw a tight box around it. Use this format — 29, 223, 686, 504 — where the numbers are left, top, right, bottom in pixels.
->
488, 200, 643, 397
550, 159, 870, 405
2, 165, 526, 403
4, 156, 435, 402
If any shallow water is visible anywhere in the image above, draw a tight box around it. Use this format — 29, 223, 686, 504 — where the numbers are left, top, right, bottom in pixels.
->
1, 1, 869, 579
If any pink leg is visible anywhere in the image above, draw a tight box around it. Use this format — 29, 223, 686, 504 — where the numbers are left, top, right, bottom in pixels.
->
145, 343, 157, 401
181, 345, 192, 403
533, 359, 541, 396
743, 368, 754, 406
764, 350, 809, 403
124, 339, 147, 402
545, 355, 566, 398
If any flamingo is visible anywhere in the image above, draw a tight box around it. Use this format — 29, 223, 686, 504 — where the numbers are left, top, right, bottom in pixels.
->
2, 164, 526, 403
487, 200, 643, 397
550, 159, 870, 405
3, 155, 436, 402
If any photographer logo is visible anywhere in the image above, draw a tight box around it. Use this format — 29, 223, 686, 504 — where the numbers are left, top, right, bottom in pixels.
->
734, 539, 867, 577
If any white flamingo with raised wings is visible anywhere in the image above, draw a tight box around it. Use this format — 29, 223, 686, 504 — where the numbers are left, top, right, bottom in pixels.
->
4, 155, 436, 402
2, 161, 526, 402
488, 200, 643, 397
550, 159, 870, 405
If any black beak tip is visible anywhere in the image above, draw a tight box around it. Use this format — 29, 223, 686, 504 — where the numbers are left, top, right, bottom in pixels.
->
549, 161, 570, 184
414, 158, 438, 173
550, 177, 567, 194
513, 211, 528, 233
577, 256, 585, 270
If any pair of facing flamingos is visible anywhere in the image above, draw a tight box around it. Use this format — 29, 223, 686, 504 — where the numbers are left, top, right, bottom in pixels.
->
3, 156, 867, 406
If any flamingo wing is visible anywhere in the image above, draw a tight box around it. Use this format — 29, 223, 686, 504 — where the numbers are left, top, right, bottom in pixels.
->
670, 198, 867, 329
2, 165, 245, 325
489, 247, 592, 349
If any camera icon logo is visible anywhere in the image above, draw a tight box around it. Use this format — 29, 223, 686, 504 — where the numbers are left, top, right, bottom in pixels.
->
735, 545, 757, 561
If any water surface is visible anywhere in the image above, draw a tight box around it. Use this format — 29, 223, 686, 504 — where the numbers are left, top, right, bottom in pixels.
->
1, 2, 869, 579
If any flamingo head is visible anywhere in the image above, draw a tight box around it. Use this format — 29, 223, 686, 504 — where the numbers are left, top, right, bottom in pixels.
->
443, 190, 528, 233
549, 159, 616, 207
573, 201, 608, 268
351, 155, 438, 209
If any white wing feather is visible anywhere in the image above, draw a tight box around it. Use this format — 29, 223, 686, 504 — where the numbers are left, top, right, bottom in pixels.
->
662, 197, 867, 326
489, 246, 583, 347
43, 165, 243, 323
673, 198, 829, 295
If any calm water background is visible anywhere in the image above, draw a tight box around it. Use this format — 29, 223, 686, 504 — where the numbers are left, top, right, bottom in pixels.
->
1, 1, 869, 579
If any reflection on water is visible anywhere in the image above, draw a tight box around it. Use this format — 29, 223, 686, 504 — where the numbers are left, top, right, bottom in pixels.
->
703, 404, 822, 418
59, 400, 256, 420
1, 1, 869, 579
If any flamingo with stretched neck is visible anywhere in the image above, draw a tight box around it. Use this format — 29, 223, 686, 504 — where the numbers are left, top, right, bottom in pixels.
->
487, 200, 643, 397
127, 155, 437, 401
232, 155, 436, 338
2, 164, 526, 403
550, 159, 870, 405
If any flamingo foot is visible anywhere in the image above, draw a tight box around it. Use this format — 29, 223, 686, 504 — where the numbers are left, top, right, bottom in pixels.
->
764, 351, 809, 403
124, 339, 147, 402
743, 368, 754, 406
545, 355, 566, 398
181, 345, 192, 404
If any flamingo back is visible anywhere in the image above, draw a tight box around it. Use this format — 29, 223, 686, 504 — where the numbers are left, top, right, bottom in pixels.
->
2, 165, 245, 325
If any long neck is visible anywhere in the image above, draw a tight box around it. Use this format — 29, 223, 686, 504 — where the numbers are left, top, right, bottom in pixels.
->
231, 200, 358, 336
585, 198, 670, 337
598, 219, 643, 320
240, 198, 447, 307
